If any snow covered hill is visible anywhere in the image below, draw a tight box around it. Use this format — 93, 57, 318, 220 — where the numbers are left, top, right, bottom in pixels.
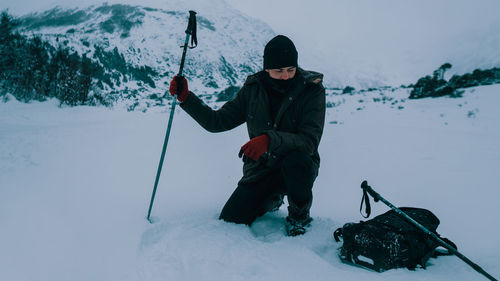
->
12, 1, 274, 108
4, 0, 500, 110
5, 0, 500, 90
1, 84, 499, 281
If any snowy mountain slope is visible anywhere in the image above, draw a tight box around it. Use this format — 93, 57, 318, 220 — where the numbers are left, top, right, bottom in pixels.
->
5, 0, 500, 90
1, 84, 499, 281
4, 0, 500, 112
12, 1, 274, 106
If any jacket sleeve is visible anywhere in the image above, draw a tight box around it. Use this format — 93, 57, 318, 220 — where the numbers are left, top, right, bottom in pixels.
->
265, 85, 326, 157
179, 88, 247, 133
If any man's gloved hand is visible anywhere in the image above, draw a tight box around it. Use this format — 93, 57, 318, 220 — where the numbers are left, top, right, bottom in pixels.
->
239, 134, 270, 161
169, 75, 190, 102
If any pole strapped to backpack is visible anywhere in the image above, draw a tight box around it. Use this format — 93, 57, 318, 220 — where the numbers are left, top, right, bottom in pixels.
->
360, 180, 498, 281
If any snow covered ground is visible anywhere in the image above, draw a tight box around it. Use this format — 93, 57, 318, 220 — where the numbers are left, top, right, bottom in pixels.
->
1, 84, 499, 281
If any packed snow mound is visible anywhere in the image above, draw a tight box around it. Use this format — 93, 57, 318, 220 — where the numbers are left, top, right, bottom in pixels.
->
139, 211, 341, 281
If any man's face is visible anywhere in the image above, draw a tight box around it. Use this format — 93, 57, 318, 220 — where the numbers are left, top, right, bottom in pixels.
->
266, 66, 296, 80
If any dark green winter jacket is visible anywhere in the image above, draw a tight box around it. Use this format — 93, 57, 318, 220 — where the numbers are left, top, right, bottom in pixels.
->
180, 68, 326, 184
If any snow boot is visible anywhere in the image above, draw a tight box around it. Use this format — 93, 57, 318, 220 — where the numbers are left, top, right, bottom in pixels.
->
285, 201, 312, 236
285, 215, 312, 236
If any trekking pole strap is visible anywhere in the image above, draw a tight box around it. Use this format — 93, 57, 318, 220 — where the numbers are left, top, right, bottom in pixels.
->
178, 11, 197, 77
186, 10, 197, 48
360, 188, 371, 218
360, 180, 380, 218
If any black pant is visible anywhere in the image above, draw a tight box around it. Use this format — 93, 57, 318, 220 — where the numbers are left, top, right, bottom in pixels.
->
219, 150, 316, 225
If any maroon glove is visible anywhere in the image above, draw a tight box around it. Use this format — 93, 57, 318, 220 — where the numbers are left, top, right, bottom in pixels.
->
169, 75, 190, 102
239, 134, 270, 161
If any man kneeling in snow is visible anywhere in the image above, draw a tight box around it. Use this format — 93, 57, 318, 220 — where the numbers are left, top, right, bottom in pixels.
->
169, 35, 326, 236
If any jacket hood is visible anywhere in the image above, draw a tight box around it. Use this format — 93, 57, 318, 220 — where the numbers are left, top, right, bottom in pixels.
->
244, 68, 323, 86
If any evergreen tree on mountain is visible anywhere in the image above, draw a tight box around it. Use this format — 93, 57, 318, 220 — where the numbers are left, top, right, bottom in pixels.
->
0, 11, 18, 42
0, 11, 20, 90
54, 47, 83, 105
0, 11, 155, 106
28, 36, 51, 100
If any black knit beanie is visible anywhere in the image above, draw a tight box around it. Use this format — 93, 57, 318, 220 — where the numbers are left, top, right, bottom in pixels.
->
263, 35, 298, 70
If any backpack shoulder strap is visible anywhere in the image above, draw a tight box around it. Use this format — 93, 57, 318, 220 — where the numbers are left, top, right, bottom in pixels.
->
433, 237, 458, 257
333, 228, 343, 242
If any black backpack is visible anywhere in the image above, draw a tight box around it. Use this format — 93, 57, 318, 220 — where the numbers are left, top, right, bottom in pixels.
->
333, 207, 457, 272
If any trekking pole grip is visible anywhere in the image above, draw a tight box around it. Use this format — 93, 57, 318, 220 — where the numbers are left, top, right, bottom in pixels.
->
361, 180, 380, 202
186, 11, 197, 35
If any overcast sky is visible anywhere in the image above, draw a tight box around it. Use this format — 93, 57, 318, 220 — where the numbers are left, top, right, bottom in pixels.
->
3, 0, 500, 87
226, 0, 500, 86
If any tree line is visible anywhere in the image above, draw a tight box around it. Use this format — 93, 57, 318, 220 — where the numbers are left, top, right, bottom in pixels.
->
0, 11, 157, 106
410, 63, 500, 99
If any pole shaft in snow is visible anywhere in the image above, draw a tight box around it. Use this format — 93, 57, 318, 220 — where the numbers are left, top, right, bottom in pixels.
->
361, 181, 497, 281
147, 11, 197, 223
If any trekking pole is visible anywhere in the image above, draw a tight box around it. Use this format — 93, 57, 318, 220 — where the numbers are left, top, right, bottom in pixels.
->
360, 180, 498, 281
147, 10, 198, 223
